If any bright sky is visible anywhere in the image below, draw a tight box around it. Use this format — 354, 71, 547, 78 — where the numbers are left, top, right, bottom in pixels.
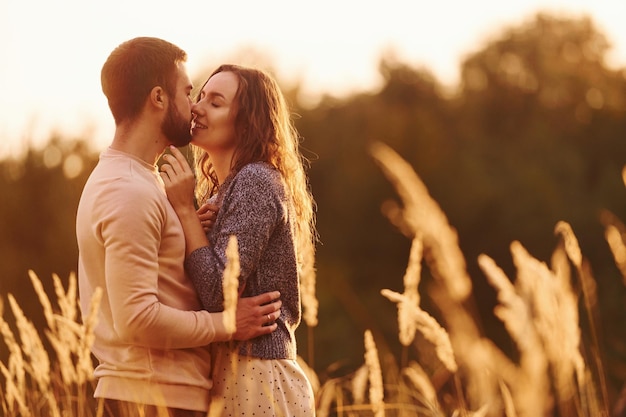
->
1, 0, 625, 158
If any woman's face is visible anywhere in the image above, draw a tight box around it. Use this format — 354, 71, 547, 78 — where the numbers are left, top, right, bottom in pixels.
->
191, 71, 240, 153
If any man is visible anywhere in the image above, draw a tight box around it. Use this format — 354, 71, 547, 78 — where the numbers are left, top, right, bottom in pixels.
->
76, 37, 281, 417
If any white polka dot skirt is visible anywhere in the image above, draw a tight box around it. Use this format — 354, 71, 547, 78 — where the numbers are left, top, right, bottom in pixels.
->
207, 344, 315, 417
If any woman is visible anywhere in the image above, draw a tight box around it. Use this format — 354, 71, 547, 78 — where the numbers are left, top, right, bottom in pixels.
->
160, 64, 317, 416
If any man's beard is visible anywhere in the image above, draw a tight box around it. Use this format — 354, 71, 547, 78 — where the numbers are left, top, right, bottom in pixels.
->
162, 103, 192, 147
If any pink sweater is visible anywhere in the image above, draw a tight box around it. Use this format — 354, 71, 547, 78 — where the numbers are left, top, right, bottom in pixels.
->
76, 148, 229, 412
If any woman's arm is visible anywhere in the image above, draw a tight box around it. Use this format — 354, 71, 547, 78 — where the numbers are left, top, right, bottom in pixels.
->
160, 146, 214, 256
185, 164, 283, 311
160, 147, 281, 331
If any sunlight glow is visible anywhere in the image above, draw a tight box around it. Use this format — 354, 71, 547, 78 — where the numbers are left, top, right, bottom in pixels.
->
1, 0, 625, 158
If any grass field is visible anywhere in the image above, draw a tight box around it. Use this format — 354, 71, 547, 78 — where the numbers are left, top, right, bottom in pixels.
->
2, 142, 625, 417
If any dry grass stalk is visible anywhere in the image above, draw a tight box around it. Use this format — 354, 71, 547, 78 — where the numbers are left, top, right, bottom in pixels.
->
478, 254, 542, 361
498, 380, 518, 417
6, 293, 62, 417
510, 240, 587, 413
1, 272, 101, 417
52, 272, 77, 325
7, 295, 51, 395
29, 271, 77, 386
1, 361, 28, 417
554, 223, 599, 321
478, 253, 549, 416
381, 289, 457, 374
605, 224, 626, 284
550, 242, 571, 287
398, 237, 423, 346
554, 222, 583, 269
0, 305, 28, 416
364, 329, 385, 417
351, 364, 369, 405
300, 241, 319, 327
371, 141, 500, 411
459, 404, 489, 417
28, 270, 55, 331
401, 361, 438, 408
369, 141, 471, 303
316, 378, 339, 417
554, 222, 609, 413
223, 235, 240, 334
77, 285, 102, 385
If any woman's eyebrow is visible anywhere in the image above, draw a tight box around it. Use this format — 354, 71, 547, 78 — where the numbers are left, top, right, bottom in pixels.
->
208, 91, 226, 100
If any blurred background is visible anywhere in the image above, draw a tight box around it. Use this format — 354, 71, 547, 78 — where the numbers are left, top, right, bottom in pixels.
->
1, 0, 625, 411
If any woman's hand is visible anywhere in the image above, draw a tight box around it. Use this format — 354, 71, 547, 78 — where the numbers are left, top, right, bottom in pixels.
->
160, 146, 211, 255
160, 146, 196, 215
197, 203, 219, 233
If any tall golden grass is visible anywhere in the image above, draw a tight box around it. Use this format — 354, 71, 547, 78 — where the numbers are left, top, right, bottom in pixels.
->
0, 271, 101, 417
315, 142, 625, 417
1, 145, 624, 416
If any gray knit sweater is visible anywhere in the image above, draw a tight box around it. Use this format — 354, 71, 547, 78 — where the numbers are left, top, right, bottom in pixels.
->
184, 162, 301, 360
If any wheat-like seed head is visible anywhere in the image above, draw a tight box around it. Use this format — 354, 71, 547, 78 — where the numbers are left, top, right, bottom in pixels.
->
550, 242, 571, 286
399, 237, 423, 345
0, 312, 28, 416
77, 286, 102, 385
0, 305, 25, 385
479, 254, 551, 416
511, 240, 584, 403
28, 271, 55, 331
381, 288, 417, 348
370, 141, 472, 302
381, 289, 458, 374
223, 235, 240, 334
300, 241, 319, 327
403, 236, 423, 304
605, 225, 626, 283
402, 361, 438, 406
46, 330, 76, 385
1, 361, 30, 416
554, 222, 583, 269
351, 365, 369, 405
498, 379, 519, 417
371, 140, 498, 407
412, 308, 457, 374
52, 272, 77, 324
364, 329, 385, 417
44, 391, 61, 417
316, 378, 339, 417
8, 295, 51, 393
382, 236, 424, 347
479, 254, 543, 364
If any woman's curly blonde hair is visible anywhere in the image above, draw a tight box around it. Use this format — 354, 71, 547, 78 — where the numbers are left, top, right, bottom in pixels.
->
192, 64, 317, 271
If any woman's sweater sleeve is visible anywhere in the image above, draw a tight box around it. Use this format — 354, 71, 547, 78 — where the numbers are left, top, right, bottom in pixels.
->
184, 165, 283, 312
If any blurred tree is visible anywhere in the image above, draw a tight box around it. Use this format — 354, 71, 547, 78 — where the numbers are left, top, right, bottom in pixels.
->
449, 15, 626, 390
294, 12, 626, 401
294, 58, 456, 372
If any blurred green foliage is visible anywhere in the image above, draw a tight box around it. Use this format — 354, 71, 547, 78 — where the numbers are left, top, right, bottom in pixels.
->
1, 12, 625, 408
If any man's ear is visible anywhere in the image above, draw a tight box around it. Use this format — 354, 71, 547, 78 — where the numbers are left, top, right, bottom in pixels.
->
150, 86, 166, 108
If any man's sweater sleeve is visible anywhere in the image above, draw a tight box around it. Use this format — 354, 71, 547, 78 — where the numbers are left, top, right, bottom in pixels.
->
100, 179, 231, 347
